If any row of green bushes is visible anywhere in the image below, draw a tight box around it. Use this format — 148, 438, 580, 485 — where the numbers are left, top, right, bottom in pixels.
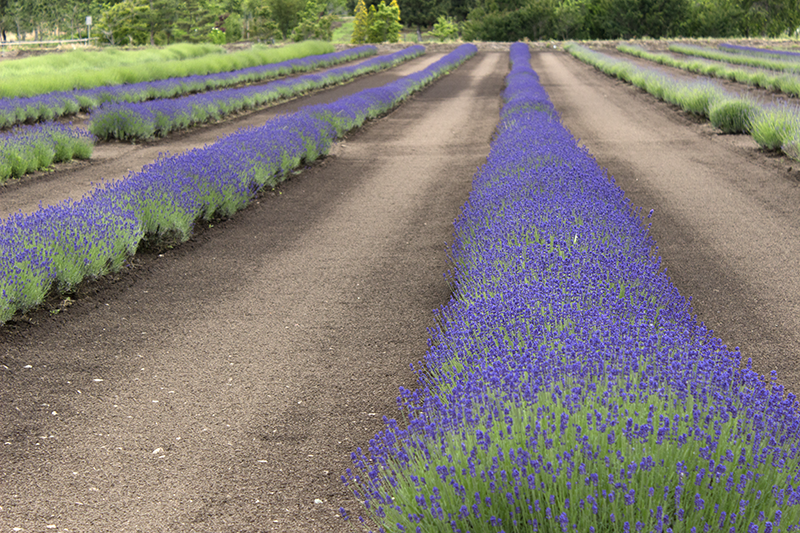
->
618, 44, 800, 99
567, 43, 800, 159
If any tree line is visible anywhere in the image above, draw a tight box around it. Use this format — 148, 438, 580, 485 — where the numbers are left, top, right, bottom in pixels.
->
0, 0, 797, 46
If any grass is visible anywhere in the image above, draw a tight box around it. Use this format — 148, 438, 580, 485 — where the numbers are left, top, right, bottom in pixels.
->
0, 41, 335, 98
332, 17, 355, 43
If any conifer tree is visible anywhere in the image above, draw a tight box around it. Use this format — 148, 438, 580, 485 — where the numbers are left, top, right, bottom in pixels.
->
351, 0, 368, 43
365, 3, 378, 42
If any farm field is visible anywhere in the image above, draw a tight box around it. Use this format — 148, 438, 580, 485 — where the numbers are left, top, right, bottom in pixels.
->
2, 42, 800, 532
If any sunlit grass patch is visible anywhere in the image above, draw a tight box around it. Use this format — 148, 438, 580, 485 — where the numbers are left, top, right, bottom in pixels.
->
0, 41, 335, 98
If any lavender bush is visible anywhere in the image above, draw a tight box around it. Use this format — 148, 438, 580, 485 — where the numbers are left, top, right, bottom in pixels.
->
0, 122, 94, 182
89, 46, 425, 141
619, 44, 800, 99
720, 44, 800, 61
0, 44, 478, 323
0, 46, 377, 130
566, 43, 800, 161
671, 44, 800, 76
341, 42, 800, 533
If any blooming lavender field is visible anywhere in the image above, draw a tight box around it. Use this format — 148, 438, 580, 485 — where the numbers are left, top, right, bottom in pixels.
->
0, 45, 377, 131
2, 41, 799, 533
0, 44, 476, 325
89, 45, 425, 140
343, 43, 800, 533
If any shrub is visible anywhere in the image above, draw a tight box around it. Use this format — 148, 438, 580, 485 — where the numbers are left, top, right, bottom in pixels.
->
709, 98, 760, 134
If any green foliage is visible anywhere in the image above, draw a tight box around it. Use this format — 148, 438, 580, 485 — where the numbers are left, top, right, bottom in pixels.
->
267, 0, 307, 38
365, 0, 401, 42
225, 13, 244, 41
429, 15, 459, 41
749, 106, 800, 151
398, 0, 444, 28
209, 27, 227, 44
291, 0, 336, 41
708, 98, 758, 133
351, 0, 369, 42
96, 0, 150, 46
462, 3, 551, 42
243, 0, 282, 40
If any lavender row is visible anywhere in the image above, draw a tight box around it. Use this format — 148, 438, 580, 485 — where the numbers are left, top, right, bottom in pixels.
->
0, 122, 94, 183
0, 44, 478, 324
567, 43, 800, 161
0, 46, 377, 130
89, 46, 426, 141
720, 43, 800, 61
343, 42, 800, 532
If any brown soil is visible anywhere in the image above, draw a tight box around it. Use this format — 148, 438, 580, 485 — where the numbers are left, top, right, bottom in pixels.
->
0, 52, 508, 532
3, 46, 800, 533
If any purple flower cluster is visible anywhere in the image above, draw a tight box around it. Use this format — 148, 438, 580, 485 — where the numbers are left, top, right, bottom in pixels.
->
0, 46, 377, 130
720, 43, 800, 60
0, 44, 477, 324
0, 122, 94, 182
342, 43, 800, 533
89, 46, 426, 141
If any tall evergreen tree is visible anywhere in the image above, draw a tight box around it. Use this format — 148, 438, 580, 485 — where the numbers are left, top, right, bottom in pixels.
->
351, 0, 368, 42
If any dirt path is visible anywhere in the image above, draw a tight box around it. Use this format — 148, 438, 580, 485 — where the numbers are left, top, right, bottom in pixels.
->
532, 50, 800, 393
0, 52, 446, 219
0, 52, 507, 532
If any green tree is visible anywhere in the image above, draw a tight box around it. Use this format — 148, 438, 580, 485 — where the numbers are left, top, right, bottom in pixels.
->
365, 0, 400, 41
142, 0, 180, 44
169, 0, 225, 42
429, 14, 458, 40
97, 0, 150, 45
740, 0, 800, 36
351, 0, 368, 42
267, 0, 305, 38
397, 0, 440, 29
291, 0, 335, 40
462, 0, 554, 41
243, 0, 281, 40
682, 0, 746, 36
553, 0, 588, 39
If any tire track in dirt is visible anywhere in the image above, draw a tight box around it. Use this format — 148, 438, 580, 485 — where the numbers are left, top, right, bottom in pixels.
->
533, 50, 800, 393
0, 51, 507, 532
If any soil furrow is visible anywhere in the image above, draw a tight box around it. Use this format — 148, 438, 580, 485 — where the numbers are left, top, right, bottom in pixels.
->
533, 50, 800, 394
0, 51, 507, 532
